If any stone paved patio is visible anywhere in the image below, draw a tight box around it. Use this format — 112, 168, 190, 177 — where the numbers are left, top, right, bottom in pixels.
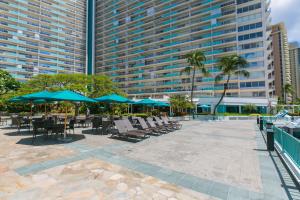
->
0, 120, 299, 199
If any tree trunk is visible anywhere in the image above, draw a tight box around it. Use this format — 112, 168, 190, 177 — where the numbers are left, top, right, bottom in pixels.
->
284, 88, 287, 104
191, 67, 196, 119
213, 76, 230, 115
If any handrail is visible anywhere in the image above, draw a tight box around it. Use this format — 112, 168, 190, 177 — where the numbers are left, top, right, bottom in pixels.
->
273, 126, 300, 169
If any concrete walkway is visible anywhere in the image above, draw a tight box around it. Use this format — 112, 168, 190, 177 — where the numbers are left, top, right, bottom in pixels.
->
0, 120, 299, 199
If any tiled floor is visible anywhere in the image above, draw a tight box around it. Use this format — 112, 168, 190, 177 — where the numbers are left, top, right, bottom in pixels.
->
0, 120, 298, 200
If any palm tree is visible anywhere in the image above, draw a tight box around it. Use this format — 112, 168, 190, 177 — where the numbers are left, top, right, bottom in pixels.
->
213, 55, 249, 115
181, 50, 209, 119
283, 83, 293, 104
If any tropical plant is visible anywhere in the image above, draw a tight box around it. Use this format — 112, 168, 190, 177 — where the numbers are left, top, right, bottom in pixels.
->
283, 83, 293, 104
296, 98, 300, 105
90, 75, 123, 97
5, 74, 124, 114
170, 94, 193, 116
181, 50, 209, 118
213, 55, 249, 115
0, 69, 20, 95
243, 104, 257, 114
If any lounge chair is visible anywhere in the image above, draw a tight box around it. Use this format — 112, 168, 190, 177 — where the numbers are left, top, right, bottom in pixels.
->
160, 116, 182, 130
146, 117, 169, 133
136, 117, 162, 135
163, 116, 181, 125
153, 116, 175, 131
122, 119, 150, 135
113, 120, 147, 139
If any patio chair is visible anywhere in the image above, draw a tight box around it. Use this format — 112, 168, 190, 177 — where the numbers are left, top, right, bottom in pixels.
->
31, 120, 45, 142
113, 120, 147, 139
0, 116, 8, 126
101, 120, 112, 135
146, 117, 169, 133
136, 117, 162, 135
92, 117, 102, 133
161, 116, 182, 129
11, 116, 20, 128
84, 117, 92, 127
51, 124, 65, 136
66, 119, 75, 134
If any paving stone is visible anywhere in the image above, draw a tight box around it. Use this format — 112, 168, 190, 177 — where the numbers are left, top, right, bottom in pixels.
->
2, 121, 299, 199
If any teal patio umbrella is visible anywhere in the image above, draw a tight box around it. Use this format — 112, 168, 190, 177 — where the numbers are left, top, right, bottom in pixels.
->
199, 104, 211, 108
21, 90, 53, 100
94, 94, 134, 114
94, 94, 134, 103
154, 102, 170, 107
41, 90, 96, 141
45, 90, 96, 103
134, 98, 161, 113
135, 98, 159, 106
9, 91, 54, 119
9, 97, 47, 104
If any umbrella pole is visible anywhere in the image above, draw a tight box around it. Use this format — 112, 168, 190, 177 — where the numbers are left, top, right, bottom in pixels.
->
45, 103, 47, 117
64, 106, 67, 139
30, 101, 33, 132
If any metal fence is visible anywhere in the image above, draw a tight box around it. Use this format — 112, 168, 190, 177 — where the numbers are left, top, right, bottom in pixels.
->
273, 126, 300, 169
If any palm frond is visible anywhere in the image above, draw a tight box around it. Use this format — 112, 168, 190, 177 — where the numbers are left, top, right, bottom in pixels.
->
215, 73, 224, 83
234, 69, 250, 78
180, 67, 192, 75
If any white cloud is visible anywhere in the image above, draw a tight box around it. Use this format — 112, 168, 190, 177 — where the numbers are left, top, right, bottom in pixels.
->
271, 0, 300, 42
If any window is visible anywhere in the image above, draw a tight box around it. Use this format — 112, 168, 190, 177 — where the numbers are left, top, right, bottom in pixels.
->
237, 13, 261, 23
238, 32, 263, 41
240, 81, 265, 88
241, 51, 264, 59
147, 7, 155, 16
237, 3, 261, 14
237, 0, 254, 4
238, 22, 262, 32
239, 41, 263, 50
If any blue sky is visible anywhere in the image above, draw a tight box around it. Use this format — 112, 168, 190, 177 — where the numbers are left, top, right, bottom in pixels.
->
271, 0, 300, 42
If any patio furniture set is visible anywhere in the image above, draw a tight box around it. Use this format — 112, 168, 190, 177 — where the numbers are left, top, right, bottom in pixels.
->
7, 114, 182, 142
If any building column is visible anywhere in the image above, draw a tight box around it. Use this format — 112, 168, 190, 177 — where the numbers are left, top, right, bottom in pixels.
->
239, 105, 242, 114
87, 0, 95, 75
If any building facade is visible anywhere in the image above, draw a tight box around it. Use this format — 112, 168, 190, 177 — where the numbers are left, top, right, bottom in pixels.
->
271, 23, 292, 102
0, 0, 87, 81
289, 42, 300, 100
94, 0, 274, 111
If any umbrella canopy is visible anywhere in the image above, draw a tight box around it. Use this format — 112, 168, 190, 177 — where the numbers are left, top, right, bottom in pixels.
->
44, 90, 96, 103
198, 104, 211, 108
21, 90, 53, 100
155, 102, 170, 107
94, 94, 133, 103
135, 98, 160, 106
9, 97, 47, 104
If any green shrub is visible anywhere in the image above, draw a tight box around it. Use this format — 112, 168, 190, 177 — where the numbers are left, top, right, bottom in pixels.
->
243, 104, 257, 114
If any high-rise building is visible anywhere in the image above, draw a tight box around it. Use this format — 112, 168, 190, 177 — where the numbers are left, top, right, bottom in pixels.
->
0, 0, 87, 81
271, 23, 292, 102
94, 0, 274, 112
289, 42, 300, 100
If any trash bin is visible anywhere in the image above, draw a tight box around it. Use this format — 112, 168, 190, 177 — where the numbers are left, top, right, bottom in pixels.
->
266, 122, 273, 130
266, 129, 274, 151
259, 117, 263, 131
